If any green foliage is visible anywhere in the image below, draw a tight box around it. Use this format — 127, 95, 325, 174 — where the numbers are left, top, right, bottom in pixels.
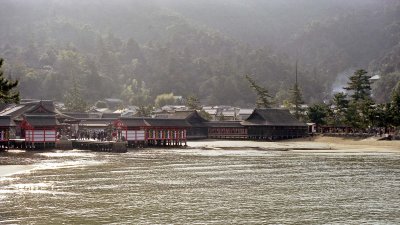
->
186, 95, 201, 110
289, 83, 305, 120
288, 61, 305, 120
0, 0, 399, 109
369, 103, 391, 128
332, 92, 349, 110
342, 69, 373, 129
136, 105, 153, 117
390, 81, 400, 127
308, 73, 400, 130
245, 75, 273, 108
344, 102, 361, 128
331, 92, 349, 125
154, 93, 176, 108
286, 1, 400, 93
0, 58, 19, 104
198, 109, 212, 121
344, 69, 371, 101
64, 80, 87, 112
307, 103, 330, 125
121, 79, 150, 106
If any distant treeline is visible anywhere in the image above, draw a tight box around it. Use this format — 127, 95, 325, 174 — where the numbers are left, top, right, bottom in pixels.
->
0, 0, 399, 108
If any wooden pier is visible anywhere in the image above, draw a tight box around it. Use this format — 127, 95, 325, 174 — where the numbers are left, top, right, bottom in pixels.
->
71, 140, 127, 153
4, 139, 127, 152
2, 138, 188, 152
8, 139, 57, 150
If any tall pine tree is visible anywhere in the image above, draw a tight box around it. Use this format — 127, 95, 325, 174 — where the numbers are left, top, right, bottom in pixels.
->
245, 74, 273, 108
0, 58, 20, 104
289, 60, 305, 120
64, 78, 87, 112
344, 69, 371, 101
186, 95, 201, 110
344, 69, 373, 128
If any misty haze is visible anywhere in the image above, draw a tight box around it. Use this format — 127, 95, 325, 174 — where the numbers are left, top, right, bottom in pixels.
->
0, 1, 400, 224
1, 0, 399, 106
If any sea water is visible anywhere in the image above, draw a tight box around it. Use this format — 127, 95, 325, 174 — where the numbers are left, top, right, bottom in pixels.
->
0, 148, 399, 224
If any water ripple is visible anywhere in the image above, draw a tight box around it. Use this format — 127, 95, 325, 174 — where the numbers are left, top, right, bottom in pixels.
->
0, 149, 398, 224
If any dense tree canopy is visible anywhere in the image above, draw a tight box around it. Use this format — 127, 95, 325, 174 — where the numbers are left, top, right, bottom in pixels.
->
0, 58, 19, 104
0, 0, 399, 107
391, 81, 400, 126
64, 80, 87, 112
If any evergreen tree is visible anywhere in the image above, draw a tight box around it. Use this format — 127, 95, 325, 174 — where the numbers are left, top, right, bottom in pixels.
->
290, 83, 305, 119
64, 79, 87, 112
0, 58, 20, 104
344, 69, 371, 101
307, 103, 330, 125
121, 79, 151, 106
289, 61, 305, 120
136, 105, 153, 117
198, 110, 212, 121
332, 92, 349, 125
85, 60, 103, 101
370, 103, 391, 129
332, 92, 349, 110
186, 95, 201, 110
245, 74, 273, 108
344, 69, 373, 129
390, 81, 400, 127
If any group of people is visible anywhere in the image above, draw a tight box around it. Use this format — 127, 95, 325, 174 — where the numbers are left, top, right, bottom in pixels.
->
78, 130, 110, 141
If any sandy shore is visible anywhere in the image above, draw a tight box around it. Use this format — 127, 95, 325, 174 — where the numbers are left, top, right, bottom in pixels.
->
188, 136, 400, 153
292, 136, 400, 153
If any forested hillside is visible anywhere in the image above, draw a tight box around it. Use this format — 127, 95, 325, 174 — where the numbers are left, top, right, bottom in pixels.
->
0, 0, 399, 106
284, 0, 400, 103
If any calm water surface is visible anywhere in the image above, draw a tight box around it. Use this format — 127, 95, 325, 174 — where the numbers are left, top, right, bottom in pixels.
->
0, 148, 399, 224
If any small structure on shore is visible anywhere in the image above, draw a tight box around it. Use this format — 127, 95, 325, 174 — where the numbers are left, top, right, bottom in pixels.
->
242, 109, 308, 140
206, 121, 248, 139
114, 118, 148, 147
0, 116, 15, 150
144, 118, 190, 146
114, 117, 191, 147
21, 114, 59, 149
167, 111, 209, 139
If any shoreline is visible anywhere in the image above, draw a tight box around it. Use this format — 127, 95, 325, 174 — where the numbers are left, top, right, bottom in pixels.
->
188, 136, 400, 153
1, 136, 398, 178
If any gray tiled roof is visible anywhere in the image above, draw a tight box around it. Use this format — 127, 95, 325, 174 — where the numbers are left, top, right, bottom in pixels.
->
205, 121, 243, 128
167, 111, 194, 119
168, 111, 209, 127
64, 112, 101, 119
0, 116, 16, 127
241, 108, 307, 127
118, 118, 149, 127
24, 114, 59, 127
101, 113, 121, 119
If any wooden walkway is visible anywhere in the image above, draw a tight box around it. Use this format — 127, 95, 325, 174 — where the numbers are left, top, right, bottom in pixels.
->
71, 140, 127, 153
2, 138, 188, 152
